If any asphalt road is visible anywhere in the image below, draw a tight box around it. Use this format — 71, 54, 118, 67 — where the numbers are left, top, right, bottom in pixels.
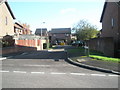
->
1, 48, 119, 88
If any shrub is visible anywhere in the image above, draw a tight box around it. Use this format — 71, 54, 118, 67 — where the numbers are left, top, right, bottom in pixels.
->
2, 35, 15, 47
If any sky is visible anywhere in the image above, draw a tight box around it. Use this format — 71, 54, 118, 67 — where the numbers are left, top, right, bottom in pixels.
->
9, 0, 105, 33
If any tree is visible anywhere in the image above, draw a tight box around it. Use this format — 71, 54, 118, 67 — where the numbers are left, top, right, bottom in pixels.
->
73, 20, 99, 41
22, 23, 31, 34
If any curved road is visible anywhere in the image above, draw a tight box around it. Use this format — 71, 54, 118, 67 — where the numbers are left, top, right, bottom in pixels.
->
1, 46, 119, 88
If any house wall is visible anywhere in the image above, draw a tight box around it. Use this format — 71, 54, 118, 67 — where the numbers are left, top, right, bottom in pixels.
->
0, 3, 14, 38
101, 2, 120, 57
118, 6, 120, 49
51, 33, 71, 44
101, 2, 119, 40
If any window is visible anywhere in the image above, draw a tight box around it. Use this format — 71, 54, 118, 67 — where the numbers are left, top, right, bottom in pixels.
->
5, 16, 8, 25
111, 18, 114, 28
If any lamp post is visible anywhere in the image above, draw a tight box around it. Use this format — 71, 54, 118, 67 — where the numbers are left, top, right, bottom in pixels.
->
40, 22, 46, 50
41, 22, 45, 37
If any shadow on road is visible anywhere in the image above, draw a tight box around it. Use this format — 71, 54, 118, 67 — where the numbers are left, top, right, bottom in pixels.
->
4, 50, 67, 61
2, 45, 76, 61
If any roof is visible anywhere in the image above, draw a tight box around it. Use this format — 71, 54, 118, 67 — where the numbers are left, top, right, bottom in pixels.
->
5, 2, 16, 19
100, 0, 120, 22
50, 28, 71, 34
35, 28, 47, 35
14, 22, 23, 29
100, 1, 107, 22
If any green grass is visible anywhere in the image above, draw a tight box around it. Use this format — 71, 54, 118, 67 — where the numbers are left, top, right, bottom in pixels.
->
67, 47, 85, 56
67, 47, 120, 62
89, 55, 120, 62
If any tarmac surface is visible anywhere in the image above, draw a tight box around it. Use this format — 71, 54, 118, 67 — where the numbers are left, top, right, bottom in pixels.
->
0, 45, 119, 88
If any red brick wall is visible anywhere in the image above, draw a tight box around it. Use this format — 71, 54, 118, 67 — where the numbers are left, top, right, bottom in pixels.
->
1, 46, 37, 55
86, 37, 114, 57
16, 39, 38, 47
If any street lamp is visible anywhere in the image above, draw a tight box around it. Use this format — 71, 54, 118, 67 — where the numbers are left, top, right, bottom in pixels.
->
40, 22, 46, 50
41, 22, 45, 37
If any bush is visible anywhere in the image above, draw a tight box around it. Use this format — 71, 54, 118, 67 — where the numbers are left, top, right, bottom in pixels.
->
2, 35, 15, 47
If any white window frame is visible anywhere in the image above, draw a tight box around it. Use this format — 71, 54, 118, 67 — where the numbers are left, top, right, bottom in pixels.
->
111, 18, 114, 28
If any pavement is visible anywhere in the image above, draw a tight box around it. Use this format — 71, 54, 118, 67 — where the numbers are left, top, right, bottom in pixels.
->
67, 57, 120, 75
64, 45, 120, 75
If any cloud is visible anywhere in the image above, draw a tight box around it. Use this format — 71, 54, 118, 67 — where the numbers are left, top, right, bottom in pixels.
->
60, 8, 78, 14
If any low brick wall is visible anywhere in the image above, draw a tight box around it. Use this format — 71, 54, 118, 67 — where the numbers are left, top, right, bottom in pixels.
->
86, 37, 114, 57
1, 45, 37, 55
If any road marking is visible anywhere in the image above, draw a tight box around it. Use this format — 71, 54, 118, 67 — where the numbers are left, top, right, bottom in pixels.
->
24, 65, 50, 67
13, 71, 26, 73
1, 70, 119, 77
91, 74, 106, 76
51, 72, 66, 75
48, 49, 64, 52
31, 72, 45, 74
70, 73, 86, 76
108, 74, 119, 77
0, 70, 9, 73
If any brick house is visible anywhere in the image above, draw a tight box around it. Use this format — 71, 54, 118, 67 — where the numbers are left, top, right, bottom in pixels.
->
35, 28, 48, 37
14, 22, 24, 36
100, 1, 120, 57
0, 1, 15, 39
14, 22, 32, 36
49, 28, 72, 45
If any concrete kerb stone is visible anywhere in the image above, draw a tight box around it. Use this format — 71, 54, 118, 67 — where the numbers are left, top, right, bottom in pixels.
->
0, 57, 7, 61
65, 49, 120, 75
67, 58, 120, 75
0, 56, 14, 61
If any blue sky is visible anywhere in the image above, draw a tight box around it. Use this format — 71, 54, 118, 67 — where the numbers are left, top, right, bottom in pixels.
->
9, 1, 105, 33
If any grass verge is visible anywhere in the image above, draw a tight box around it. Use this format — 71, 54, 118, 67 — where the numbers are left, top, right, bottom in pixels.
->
89, 55, 120, 62
67, 46, 120, 62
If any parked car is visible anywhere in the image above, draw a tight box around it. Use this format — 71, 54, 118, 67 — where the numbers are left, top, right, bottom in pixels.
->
58, 41, 65, 45
52, 41, 58, 45
72, 41, 84, 47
